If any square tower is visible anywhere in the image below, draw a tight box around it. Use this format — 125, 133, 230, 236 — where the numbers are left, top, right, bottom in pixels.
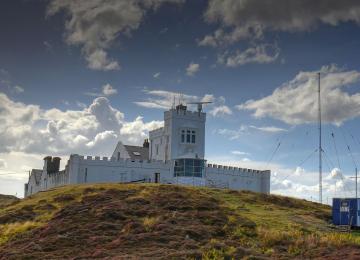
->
149, 104, 206, 161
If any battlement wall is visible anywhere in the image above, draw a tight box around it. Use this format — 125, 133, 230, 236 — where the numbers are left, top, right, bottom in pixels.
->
165, 109, 206, 121
70, 154, 170, 169
206, 163, 270, 175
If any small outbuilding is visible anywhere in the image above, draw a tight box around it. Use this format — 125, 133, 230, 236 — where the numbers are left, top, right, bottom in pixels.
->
332, 198, 360, 227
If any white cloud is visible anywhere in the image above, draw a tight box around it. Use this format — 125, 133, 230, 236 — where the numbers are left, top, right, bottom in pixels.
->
134, 90, 229, 118
231, 150, 250, 156
47, 0, 184, 71
200, 0, 360, 47
153, 72, 161, 78
237, 65, 360, 125
76, 101, 87, 109
294, 166, 305, 176
249, 125, 287, 133
186, 62, 200, 76
85, 84, 118, 97
14, 85, 24, 93
216, 124, 286, 139
135, 89, 200, 110
102, 84, 118, 96
217, 44, 279, 67
120, 116, 163, 144
209, 105, 232, 117
0, 93, 162, 157
0, 159, 7, 168
328, 168, 343, 180
86, 49, 120, 71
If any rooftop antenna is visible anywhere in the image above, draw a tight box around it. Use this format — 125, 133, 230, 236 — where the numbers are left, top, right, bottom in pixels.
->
349, 168, 358, 199
187, 101, 213, 113
318, 72, 323, 204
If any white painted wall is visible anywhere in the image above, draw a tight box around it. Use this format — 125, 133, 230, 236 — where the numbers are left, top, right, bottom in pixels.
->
149, 108, 206, 161
205, 164, 270, 194
166, 109, 206, 160
149, 128, 166, 161
112, 141, 131, 160
67, 154, 173, 185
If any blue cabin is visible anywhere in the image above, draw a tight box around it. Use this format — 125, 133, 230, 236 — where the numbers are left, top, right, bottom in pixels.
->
332, 198, 360, 227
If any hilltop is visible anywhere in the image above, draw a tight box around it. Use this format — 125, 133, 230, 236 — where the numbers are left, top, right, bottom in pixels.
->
0, 194, 19, 208
0, 184, 359, 259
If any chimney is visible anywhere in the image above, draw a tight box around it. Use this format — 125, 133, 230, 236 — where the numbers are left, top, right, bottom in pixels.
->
143, 139, 149, 148
43, 156, 52, 173
52, 157, 61, 172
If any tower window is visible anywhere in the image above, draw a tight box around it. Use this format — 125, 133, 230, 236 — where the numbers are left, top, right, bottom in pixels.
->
181, 129, 196, 144
186, 130, 191, 143
192, 130, 196, 143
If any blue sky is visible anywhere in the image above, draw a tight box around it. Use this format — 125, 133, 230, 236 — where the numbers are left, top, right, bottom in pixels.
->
1, 0, 360, 202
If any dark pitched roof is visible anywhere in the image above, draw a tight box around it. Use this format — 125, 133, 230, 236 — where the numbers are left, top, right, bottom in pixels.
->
124, 145, 149, 160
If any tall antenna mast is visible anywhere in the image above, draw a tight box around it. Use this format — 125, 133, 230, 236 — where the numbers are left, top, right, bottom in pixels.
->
318, 72, 323, 204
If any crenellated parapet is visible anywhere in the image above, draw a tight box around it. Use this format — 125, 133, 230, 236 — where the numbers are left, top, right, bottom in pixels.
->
69, 154, 170, 169
206, 163, 270, 175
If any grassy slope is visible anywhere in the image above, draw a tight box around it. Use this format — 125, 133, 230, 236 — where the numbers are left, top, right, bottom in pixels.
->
0, 184, 359, 259
0, 194, 19, 208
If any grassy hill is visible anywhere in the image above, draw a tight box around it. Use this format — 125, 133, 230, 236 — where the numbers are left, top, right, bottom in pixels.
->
0, 184, 359, 259
0, 194, 19, 208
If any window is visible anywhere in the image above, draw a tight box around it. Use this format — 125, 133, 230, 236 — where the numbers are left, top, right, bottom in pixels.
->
191, 130, 196, 143
85, 168, 87, 183
117, 152, 120, 161
156, 144, 159, 155
174, 159, 204, 177
181, 130, 185, 143
186, 130, 191, 143
180, 129, 196, 144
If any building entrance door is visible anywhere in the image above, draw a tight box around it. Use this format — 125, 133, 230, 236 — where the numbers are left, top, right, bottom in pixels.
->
154, 172, 160, 183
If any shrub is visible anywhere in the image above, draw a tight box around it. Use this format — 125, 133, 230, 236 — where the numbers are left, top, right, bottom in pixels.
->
0, 221, 40, 245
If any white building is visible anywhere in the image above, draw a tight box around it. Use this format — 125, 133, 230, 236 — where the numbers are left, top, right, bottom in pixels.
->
25, 104, 270, 197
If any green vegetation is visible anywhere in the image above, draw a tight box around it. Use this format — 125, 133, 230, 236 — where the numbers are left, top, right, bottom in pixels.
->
0, 194, 19, 208
0, 184, 359, 259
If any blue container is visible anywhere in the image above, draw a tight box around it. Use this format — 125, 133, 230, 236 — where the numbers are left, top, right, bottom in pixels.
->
332, 198, 360, 227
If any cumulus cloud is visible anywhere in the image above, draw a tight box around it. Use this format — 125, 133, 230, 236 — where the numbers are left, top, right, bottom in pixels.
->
217, 43, 279, 67
85, 84, 118, 97
47, 0, 184, 71
102, 84, 117, 96
134, 90, 229, 118
200, 0, 360, 47
120, 116, 163, 144
209, 105, 232, 117
186, 62, 200, 76
237, 65, 360, 125
294, 166, 305, 176
0, 93, 161, 157
328, 168, 343, 179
